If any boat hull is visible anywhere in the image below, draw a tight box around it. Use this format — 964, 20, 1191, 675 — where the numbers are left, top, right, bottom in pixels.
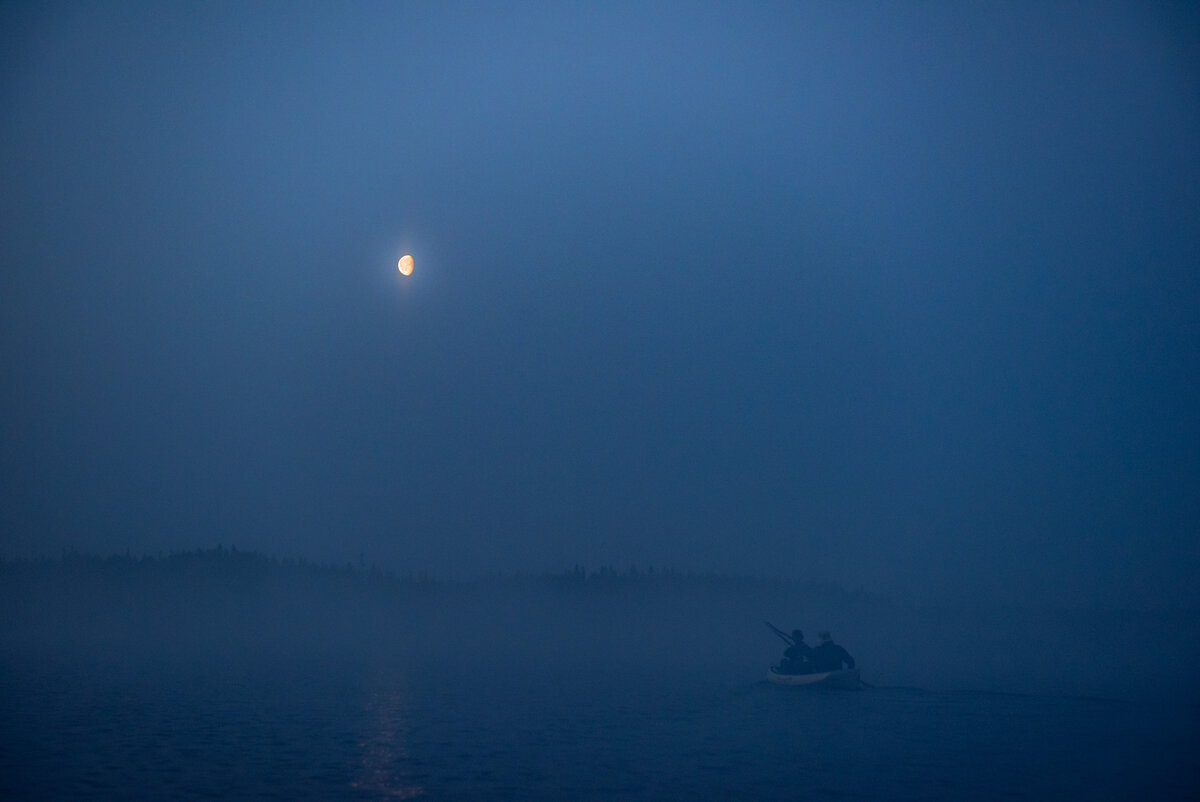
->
767, 667, 860, 689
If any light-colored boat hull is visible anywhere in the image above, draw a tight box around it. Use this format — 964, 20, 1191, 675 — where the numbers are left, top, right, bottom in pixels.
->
767, 667, 860, 689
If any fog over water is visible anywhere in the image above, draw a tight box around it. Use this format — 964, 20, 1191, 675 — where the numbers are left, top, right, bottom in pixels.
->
3, 551, 1197, 702
2, 2, 1199, 797
2, 552, 1198, 798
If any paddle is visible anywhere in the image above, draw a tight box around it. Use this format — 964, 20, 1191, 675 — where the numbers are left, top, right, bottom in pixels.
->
764, 621, 794, 645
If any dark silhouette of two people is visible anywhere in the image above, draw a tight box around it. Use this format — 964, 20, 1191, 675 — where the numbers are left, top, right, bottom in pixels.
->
779, 630, 855, 675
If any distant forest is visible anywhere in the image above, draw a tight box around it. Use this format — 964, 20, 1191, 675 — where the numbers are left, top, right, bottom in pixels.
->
0, 546, 868, 603
0, 547, 887, 673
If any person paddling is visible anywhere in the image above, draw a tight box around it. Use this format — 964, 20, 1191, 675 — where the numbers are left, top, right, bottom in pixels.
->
780, 629, 813, 675
810, 631, 855, 672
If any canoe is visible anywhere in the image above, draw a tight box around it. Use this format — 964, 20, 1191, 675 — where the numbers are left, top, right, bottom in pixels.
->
767, 667, 860, 689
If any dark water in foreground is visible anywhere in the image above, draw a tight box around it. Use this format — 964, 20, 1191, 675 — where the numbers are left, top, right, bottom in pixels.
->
2, 655, 1197, 800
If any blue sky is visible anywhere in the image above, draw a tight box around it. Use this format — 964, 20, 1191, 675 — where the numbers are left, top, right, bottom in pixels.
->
2, 1, 1198, 608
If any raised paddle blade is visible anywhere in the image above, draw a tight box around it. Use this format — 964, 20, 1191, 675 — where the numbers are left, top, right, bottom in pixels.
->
764, 621, 794, 645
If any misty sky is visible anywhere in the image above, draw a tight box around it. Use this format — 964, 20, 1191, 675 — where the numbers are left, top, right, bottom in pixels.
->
2, 1, 1198, 609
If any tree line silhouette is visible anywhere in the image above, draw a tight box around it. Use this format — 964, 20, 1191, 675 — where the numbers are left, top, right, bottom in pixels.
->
0, 545, 873, 606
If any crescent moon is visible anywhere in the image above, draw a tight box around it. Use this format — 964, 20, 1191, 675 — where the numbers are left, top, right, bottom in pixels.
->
398, 254, 414, 276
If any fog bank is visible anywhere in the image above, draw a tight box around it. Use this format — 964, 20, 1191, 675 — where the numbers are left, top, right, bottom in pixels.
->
3, 550, 1196, 704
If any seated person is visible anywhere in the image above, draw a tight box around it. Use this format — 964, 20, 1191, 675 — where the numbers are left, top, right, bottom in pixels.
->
809, 631, 855, 672
779, 629, 813, 674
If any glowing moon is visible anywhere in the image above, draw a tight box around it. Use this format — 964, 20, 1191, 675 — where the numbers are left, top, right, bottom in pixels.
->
397, 254, 414, 276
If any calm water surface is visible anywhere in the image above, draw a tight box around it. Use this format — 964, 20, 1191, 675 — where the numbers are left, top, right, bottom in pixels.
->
2, 656, 1197, 800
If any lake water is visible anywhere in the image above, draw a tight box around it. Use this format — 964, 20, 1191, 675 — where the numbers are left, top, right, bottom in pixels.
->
3, 654, 1197, 800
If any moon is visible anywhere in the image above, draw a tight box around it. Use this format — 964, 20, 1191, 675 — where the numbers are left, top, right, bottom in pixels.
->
397, 254, 414, 276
